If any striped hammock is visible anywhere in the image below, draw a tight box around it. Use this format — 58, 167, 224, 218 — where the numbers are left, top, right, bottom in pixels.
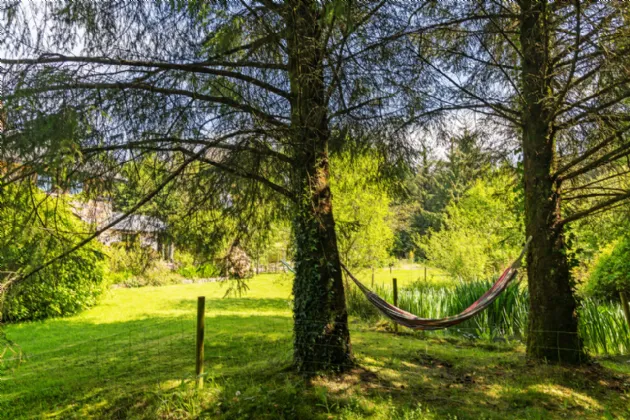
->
283, 237, 531, 331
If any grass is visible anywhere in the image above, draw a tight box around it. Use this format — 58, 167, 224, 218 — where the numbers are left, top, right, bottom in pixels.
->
0, 270, 628, 419
348, 273, 630, 357
348, 263, 453, 288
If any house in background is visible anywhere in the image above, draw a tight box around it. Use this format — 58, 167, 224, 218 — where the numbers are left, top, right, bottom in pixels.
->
72, 197, 174, 261
36, 172, 174, 261
1, 103, 173, 260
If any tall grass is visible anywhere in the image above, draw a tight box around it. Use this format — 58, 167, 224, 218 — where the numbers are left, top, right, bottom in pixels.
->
579, 298, 630, 355
347, 279, 630, 355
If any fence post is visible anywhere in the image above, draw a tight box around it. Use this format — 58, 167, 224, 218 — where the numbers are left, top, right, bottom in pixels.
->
393, 278, 398, 333
371, 267, 375, 288
620, 291, 630, 329
424, 266, 427, 283
196, 296, 206, 389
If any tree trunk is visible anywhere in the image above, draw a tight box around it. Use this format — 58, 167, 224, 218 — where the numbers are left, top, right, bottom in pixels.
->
520, 0, 585, 364
286, 0, 353, 373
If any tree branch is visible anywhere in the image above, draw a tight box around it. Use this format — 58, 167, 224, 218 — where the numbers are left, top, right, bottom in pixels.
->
554, 125, 630, 178
1, 55, 291, 99
2, 142, 212, 292
558, 190, 630, 227
15, 82, 289, 128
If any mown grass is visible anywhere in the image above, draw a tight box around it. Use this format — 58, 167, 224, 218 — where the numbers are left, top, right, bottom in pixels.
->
1, 270, 629, 419
347, 263, 453, 289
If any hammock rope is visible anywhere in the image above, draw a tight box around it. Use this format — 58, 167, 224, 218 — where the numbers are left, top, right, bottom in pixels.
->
282, 237, 531, 331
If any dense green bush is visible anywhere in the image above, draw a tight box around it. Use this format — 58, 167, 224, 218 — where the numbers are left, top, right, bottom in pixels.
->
106, 246, 187, 287
107, 242, 159, 278
0, 187, 106, 322
584, 236, 630, 300
175, 250, 221, 279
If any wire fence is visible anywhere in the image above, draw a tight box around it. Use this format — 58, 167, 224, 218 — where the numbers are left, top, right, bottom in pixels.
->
1, 308, 628, 419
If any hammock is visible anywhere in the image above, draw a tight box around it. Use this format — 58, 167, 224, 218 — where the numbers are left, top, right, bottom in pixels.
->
282, 237, 531, 331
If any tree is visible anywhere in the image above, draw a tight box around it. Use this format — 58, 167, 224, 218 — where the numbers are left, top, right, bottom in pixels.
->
404, 0, 630, 362
419, 173, 523, 280
0, 1, 413, 372
394, 129, 496, 258
331, 152, 394, 269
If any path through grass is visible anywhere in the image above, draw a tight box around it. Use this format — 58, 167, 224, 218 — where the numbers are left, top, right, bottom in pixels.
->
1, 272, 628, 419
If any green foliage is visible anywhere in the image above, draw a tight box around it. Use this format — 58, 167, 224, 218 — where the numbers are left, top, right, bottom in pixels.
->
393, 130, 495, 257
331, 152, 395, 268
584, 236, 630, 300
106, 242, 158, 278
105, 245, 189, 287
418, 173, 523, 280
579, 297, 630, 355
174, 250, 221, 279
0, 186, 105, 322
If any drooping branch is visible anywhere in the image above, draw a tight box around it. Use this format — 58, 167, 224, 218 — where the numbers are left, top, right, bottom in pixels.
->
0, 55, 291, 99
15, 82, 289, 128
554, 125, 630, 178
193, 155, 295, 201
1, 142, 212, 292
559, 134, 630, 182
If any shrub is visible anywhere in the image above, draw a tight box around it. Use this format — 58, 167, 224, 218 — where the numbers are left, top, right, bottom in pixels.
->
174, 250, 221, 279
1, 249, 105, 322
107, 242, 158, 278
0, 187, 106, 322
584, 236, 630, 301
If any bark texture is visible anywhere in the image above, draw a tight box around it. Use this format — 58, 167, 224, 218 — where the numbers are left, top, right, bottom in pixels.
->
286, 0, 353, 373
520, 0, 585, 364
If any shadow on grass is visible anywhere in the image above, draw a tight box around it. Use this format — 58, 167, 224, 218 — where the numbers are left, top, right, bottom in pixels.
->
1, 308, 629, 419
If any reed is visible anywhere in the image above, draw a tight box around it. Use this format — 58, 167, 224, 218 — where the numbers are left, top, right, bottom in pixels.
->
347, 278, 629, 355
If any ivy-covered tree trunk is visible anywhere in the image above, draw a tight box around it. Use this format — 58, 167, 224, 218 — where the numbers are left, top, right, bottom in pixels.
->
520, 0, 584, 364
287, 0, 353, 373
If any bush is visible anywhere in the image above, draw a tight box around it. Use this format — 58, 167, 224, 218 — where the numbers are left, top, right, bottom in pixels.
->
584, 236, 630, 300
174, 250, 221, 279
107, 242, 158, 278
1, 249, 105, 322
0, 187, 106, 322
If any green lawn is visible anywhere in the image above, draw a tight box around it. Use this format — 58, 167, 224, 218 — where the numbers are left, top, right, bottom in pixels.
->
348, 263, 453, 288
1, 272, 629, 419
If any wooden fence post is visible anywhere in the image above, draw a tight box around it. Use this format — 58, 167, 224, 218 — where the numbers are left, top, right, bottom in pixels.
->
620, 291, 630, 329
371, 267, 375, 288
196, 296, 205, 389
393, 278, 398, 333
424, 266, 427, 283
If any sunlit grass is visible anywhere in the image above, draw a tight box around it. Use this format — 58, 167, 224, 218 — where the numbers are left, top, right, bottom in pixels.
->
349, 263, 452, 289
1, 272, 628, 419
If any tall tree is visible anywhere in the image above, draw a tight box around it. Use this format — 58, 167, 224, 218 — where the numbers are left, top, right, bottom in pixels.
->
406, 0, 630, 362
0, 1, 412, 372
